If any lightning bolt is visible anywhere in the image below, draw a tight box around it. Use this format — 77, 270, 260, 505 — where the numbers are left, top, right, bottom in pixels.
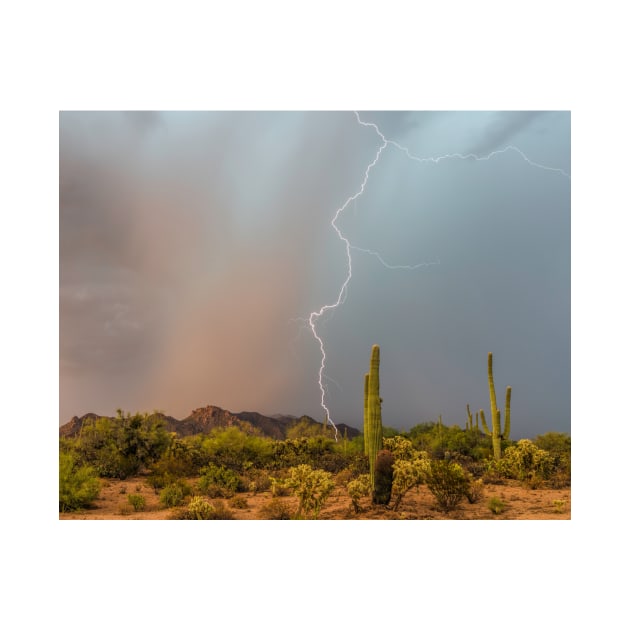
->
307, 111, 570, 440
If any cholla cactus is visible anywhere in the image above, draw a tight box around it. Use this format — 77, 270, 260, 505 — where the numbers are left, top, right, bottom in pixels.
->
383, 435, 417, 461
500, 439, 555, 481
284, 464, 335, 519
391, 455, 427, 510
347, 474, 371, 513
479, 352, 512, 460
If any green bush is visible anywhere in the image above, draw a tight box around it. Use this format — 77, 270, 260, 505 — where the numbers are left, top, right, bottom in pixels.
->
76, 412, 172, 479
284, 464, 335, 519
127, 494, 146, 512
159, 480, 192, 508
197, 427, 274, 472
150, 440, 199, 480
59, 451, 101, 512
424, 459, 471, 513
198, 464, 240, 498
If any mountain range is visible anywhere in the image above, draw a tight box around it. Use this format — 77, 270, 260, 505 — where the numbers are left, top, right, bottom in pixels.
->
59, 404, 361, 441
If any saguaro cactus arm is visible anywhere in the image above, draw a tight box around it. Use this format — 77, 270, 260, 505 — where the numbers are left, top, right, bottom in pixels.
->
503, 386, 511, 440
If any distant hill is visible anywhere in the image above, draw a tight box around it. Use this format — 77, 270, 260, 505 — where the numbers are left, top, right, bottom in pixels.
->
59, 405, 360, 440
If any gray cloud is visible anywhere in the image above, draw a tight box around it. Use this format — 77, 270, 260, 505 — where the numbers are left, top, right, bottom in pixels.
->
60, 111, 570, 439
465, 111, 543, 155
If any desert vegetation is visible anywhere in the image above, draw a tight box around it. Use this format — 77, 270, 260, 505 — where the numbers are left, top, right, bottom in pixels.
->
59, 350, 570, 519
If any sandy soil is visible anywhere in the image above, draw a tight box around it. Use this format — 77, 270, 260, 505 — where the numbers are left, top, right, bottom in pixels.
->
59, 473, 571, 520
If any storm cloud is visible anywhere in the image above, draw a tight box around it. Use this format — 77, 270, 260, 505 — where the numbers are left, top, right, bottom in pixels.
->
60, 111, 570, 438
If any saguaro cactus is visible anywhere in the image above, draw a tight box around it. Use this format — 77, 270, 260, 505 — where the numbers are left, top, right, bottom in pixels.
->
365, 345, 383, 490
466, 404, 479, 431
363, 372, 370, 456
479, 352, 511, 460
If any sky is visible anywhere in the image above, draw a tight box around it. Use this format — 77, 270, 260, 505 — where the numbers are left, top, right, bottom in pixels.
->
59, 110, 570, 438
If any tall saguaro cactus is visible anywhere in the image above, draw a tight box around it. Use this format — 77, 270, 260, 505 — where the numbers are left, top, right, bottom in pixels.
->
363, 372, 370, 456
479, 352, 511, 460
364, 345, 383, 489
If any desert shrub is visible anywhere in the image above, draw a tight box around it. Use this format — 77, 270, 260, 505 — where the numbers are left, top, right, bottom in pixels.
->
286, 417, 328, 439
127, 494, 146, 512
391, 456, 426, 511
424, 459, 471, 513
150, 440, 199, 480
147, 470, 178, 493
347, 474, 371, 513
259, 498, 294, 520
284, 464, 335, 519
373, 450, 394, 505
198, 427, 274, 472
406, 421, 496, 461
534, 432, 571, 456
198, 464, 240, 498
242, 469, 272, 494
347, 453, 370, 476
229, 496, 249, 509
488, 497, 506, 515
482, 463, 508, 485
59, 451, 101, 512
535, 432, 570, 486
207, 501, 235, 519
76, 412, 171, 479
271, 435, 353, 472
465, 478, 484, 504
159, 480, 192, 508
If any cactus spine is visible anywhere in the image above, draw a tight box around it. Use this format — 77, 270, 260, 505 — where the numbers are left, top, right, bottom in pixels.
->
365, 345, 383, 490
479, 352, 511, 460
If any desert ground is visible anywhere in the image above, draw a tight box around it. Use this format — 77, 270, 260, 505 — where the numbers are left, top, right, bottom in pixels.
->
59, 473, 570, 520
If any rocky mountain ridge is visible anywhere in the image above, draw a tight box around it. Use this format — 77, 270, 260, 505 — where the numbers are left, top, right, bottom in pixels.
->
59, 405, 360, 440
